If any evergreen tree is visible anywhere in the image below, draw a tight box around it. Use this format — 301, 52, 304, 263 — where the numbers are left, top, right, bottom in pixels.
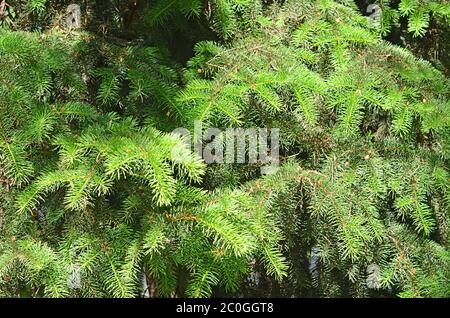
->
0, 0, 448, 298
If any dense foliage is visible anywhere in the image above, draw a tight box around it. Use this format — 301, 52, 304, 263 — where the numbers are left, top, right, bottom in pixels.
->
0, 0, 448, 298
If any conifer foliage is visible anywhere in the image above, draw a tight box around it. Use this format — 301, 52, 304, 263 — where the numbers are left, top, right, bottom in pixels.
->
0, 0, 449, 298
374, 0, 449, 37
